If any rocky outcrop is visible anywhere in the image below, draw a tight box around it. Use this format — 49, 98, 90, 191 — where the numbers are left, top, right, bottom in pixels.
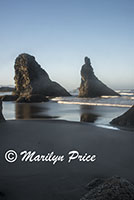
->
16, 94, 48, 103
110, 105, 134, 127
79, 57, 120, 97
0, 95, 18, 101
0, 100, 5, 121
13, 53, 70, 99
0, 94, 48, 103
81, 176, 134, 200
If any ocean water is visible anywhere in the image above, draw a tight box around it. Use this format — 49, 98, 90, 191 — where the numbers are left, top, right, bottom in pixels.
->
1, 89, 134, 129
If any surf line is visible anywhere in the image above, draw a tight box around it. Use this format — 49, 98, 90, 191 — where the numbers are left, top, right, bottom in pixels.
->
20, 150, 97, 165
57, 101, 131, 108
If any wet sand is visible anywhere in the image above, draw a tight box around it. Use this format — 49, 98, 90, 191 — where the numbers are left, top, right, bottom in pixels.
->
0, 120, 134, 200
3, 101, 129, 126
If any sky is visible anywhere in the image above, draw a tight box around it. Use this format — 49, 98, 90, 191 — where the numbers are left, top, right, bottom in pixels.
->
0, 0, 133, 90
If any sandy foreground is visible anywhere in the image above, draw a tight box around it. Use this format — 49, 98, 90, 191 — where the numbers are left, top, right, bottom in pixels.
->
0, 120, 134, 200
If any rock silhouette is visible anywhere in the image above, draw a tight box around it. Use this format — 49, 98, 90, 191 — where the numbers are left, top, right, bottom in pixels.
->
0, 95, 18, 101
79, 57, 120, 97
0, 100, 5, 121
13, 53, 70, 99
81, 176, 134, 200
110, 105, 134, 127
16, 94, 48, 103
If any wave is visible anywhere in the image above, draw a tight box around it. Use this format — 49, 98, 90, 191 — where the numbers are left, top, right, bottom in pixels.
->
101, 96, 119, 98
57, 101, 131, 108
119, 93, 134, 96
52, 89, 134, 108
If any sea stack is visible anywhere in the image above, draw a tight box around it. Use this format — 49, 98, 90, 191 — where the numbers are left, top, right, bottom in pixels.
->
110, 105, 134, 128
13, 53, 70, 99
0, 100, 5, 121
79, 57, 120, 97
81, 176, 134, 200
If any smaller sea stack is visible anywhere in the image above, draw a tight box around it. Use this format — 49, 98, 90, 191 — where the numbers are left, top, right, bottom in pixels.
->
79, 57, 120, 97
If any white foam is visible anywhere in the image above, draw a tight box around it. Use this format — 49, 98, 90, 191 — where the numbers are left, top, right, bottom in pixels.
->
96, 124, 119, 130
101, 96, 119, 98
120, 93, 134, 96
57, 101, 132, 108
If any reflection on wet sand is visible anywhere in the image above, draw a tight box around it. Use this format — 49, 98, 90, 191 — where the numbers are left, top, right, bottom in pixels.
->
15, 103, 59, 119
15, 102, 101, 124
80, 105, 100, 123
80, 113, 98, 123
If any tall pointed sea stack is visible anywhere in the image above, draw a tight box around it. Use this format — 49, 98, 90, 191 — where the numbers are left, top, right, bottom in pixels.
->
13, 53, 70, 98
79, 57, 120, 97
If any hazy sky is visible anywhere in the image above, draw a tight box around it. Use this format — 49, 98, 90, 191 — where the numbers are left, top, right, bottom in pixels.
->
0, 0, 133, 90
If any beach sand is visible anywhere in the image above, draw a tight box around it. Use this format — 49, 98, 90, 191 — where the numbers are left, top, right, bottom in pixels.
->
0, 120, 134, 200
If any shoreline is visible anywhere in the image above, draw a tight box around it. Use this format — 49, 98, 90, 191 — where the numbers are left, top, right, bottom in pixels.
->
2, 100, 131, 129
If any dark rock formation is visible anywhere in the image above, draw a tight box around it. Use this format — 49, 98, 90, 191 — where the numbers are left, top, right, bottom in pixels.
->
13, 53, 70, 99
110, 105, 134, 127
0, 100, 5, 121
81, 176, 134, 200
0, 95, 18, 101
16, 94, 48, 103
79, 57, 120, 97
